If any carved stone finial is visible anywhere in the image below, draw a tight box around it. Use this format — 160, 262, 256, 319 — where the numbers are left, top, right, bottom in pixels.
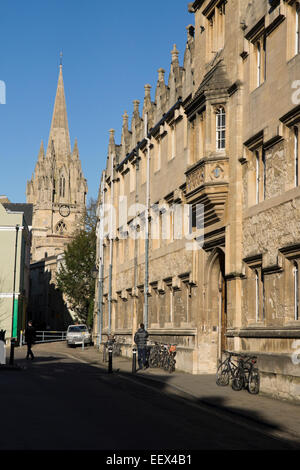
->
158, 68, 165, 82
144, 84, 151, 98
171, 44, 179, 62
133, 100, 140, 113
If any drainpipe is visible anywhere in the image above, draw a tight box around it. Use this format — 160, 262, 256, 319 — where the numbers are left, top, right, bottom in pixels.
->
144, 114, 150, 330
97, 171, 105, 347
218, 287, 222, 363
108, 155, 114, 335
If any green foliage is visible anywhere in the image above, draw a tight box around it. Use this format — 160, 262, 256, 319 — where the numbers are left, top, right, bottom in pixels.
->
56, 199, 97, 325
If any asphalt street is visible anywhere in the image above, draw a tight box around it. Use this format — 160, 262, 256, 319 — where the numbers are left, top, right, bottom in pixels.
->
0, 343, 299, 451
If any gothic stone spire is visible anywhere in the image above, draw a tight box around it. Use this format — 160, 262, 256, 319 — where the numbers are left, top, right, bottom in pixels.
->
46, 64, 71, 161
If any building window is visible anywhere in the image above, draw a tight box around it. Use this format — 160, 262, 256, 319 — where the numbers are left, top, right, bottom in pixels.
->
294, 261, 299, 320
168, 125, 176, 160
255, 269, 260, 322
296, 3, 300, 55
257, 41, 261, 86
207, 12, 216, 61
56, 220, 67, 234
59, 175, 65, 198
287, 2, 300, 60
254, 268, 265, 322
199, 112, 205, 159
294, 126, 299, 187
130, 165, 136, 193
205, 0, 226, 61
216, 107, 226, 151
255, 35, 266, 87
141, 153, 146, 184
153, 138, 161, 172
255, 149, 266, 204
255, 151, 260, 204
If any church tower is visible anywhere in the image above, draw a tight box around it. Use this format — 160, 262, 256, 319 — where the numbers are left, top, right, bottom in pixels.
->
26, 63, 88, 263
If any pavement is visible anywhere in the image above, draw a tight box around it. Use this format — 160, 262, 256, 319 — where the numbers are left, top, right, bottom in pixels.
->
2, 341, 300, 449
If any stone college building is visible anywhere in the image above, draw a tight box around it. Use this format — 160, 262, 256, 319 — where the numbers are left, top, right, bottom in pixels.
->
94, 0, 300, 401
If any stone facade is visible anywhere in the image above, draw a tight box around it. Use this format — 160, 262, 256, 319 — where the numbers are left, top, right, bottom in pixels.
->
26, 65, 87, 328
94, 0, 300, 401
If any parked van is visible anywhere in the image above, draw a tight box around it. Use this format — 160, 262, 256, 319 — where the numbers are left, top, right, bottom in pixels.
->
66, 324, 92, 347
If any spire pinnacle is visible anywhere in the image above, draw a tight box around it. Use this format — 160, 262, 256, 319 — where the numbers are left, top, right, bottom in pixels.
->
72, 138, 79, 159
171, 44, 179, 62
38, 140, 45, 160
46, 63, 71, 161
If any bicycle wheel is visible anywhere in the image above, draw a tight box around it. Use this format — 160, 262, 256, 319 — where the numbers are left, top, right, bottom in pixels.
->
248, 368, 260, 394
149, 354, 158, 368
216, 368, 230, 386
168, 358, 176, 373
231, 370, 244, 391
164, 358, 170, 372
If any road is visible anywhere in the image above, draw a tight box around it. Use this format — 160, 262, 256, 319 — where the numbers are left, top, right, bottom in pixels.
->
0, 343, 298, 451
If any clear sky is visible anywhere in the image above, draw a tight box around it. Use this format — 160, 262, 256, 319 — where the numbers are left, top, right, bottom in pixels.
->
0, 0, 192, 203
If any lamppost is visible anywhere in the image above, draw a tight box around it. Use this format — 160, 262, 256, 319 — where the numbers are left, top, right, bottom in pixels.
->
9, 224, 20, 366
91, 265, 99, 346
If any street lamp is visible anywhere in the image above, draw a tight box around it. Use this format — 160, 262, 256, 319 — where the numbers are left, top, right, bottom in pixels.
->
91, 265, 99, 347
9, 224, 19, 366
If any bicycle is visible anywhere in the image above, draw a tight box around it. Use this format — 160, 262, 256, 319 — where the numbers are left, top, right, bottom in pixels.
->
216, 351, 239, 386
163, 344, 177, 373
149, 342, 160, 368
102, 338, 123, 362
159, 344, 170, 369
231, 355, 260, 394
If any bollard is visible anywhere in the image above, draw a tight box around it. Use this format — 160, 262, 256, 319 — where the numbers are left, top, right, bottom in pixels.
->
9, 338, 15, 366
108, 345, 113, 373
82, 333, 85, 351
103, 343, 107, 362
132, 346, 137, 373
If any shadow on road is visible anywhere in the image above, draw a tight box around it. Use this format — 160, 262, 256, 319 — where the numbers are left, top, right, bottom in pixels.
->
0, 346, 299, 451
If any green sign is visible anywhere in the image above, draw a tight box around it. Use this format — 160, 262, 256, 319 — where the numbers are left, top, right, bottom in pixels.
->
12, 298, 18, 338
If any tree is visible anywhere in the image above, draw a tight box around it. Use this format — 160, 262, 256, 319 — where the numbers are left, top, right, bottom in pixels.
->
56, 199, 97, 327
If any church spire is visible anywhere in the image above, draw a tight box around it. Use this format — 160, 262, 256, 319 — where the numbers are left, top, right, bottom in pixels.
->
46, 61, 71, 161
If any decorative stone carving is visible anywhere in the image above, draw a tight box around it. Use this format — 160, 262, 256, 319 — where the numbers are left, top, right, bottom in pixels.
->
210, 164, 224, 180
243, 197, 300, 267
186, 166, 205, 192
185, 158, 228, 224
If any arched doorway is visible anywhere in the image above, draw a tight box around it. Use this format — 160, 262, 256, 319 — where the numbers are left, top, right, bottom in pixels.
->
206, 248, 227, 362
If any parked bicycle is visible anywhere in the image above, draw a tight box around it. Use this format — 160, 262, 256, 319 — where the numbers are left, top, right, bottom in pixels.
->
216, 351, 239, 386
102, 337, 124, 362
163, 344, 177, 373
231, 354, 260, 394
149, 342, 160, 368
149, 342, 177, 373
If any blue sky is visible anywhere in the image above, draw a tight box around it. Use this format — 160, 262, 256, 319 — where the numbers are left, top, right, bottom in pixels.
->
0, 1, 192, 203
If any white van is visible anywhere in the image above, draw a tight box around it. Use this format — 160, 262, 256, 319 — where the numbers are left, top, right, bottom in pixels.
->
66, 324, 92, 347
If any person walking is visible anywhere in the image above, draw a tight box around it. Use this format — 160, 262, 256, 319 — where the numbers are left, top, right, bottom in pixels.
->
134, 323, 149, 370
25, 320, 36, 360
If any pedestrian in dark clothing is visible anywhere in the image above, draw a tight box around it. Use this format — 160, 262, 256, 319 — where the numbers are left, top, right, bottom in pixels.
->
25, 321, 36, 360
134, 323, 149, 370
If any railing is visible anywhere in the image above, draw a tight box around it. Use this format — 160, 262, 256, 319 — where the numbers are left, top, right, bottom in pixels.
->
20, 330, 67, 345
